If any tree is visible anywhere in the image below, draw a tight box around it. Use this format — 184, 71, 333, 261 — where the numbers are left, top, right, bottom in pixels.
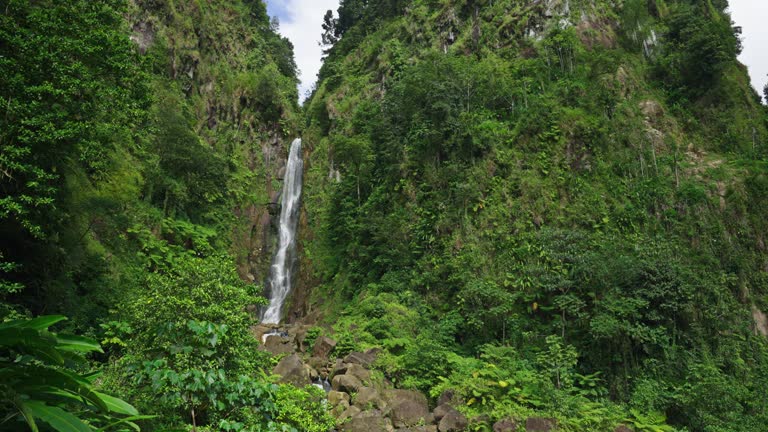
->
321, 10, 339, 51
656, 3, 741, 96
0, 0, 147, 238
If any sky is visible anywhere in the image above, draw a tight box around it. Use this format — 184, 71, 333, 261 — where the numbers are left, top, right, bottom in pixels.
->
729, 0, 768, 102
265, 0, 340, 101
265, 0, 767, 103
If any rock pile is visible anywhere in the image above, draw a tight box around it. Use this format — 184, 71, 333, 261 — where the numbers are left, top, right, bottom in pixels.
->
253, 324, 635, 432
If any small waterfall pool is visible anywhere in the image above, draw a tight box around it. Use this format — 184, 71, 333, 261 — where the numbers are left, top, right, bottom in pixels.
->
261, 138, 303, 324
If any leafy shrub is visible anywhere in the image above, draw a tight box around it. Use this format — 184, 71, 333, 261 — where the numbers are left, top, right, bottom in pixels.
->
0, 316, 149, 431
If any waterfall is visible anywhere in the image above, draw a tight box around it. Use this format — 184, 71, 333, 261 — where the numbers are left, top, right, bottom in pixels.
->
261, 138, 303, 324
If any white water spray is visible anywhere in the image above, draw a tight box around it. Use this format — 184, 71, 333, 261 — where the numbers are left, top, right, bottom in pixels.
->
261, 138, 303, 324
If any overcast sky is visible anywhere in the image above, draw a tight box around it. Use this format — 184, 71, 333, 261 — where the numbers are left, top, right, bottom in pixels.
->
266, 0, 767, 103
265, 0, 340, 101
729, 0, 767, 102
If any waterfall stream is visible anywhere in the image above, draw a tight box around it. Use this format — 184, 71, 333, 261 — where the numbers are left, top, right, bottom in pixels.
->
261, 138, 303, 324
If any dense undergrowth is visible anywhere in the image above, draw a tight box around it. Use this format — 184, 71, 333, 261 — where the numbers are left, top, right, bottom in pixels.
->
302, 0, 768, 430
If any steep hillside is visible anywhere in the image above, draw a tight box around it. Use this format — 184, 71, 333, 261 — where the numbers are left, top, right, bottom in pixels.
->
0, 0, 298, 325
301, 0, 768, 429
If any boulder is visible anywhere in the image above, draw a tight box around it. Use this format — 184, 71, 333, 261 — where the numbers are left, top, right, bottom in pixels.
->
332, 399, 351, 417
342, 410, 390, 432
395, 427, 437, 432
344, 351, 376, 367
639, 99, 663, 120
384, 389, 428, 408
346, 363, 372, 383
614, 426, 633, 432
525, 417, 557, 431
332, 374, 363, 393
338, 405, 362, 422
313, 336, 337, 358
328, 390, 351, 407
433, 404, 453, 421
437, 408, 467, 432
437, 390, 456, 406
272, 354, 309, 387
250, 324, 277, 344
354, 386, 386, 410
307, 356, 327, 370
333, 360, 349, 375
493, 418, 518, 432
390, 398, 430, 428
308, 366, 319, 381
262, 334, 294, 355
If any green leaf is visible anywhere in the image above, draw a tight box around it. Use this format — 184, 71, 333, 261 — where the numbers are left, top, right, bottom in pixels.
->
94, 392, 139, 416
97, 415, 156, 432
14, 398, 39, 432
23, 401, 92, 432
16, 366, 109, 412
0, 328, 64, 364
0, 315, 67, 331
56, 335, 103, 354
25, 316, 69, 330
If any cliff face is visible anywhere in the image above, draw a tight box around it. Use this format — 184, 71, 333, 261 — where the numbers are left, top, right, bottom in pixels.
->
0, 0, 300, 323
127, 0, 301, 284
300, 0, 768, 429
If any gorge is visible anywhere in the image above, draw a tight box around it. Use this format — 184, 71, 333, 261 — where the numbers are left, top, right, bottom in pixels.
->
1, 1, 768, 431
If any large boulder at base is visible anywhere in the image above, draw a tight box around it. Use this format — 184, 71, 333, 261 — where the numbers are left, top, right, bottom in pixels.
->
342, 410, 391, 432
272, 354, 308, 387
390, 398, 430, 428
526, 418, 557, 431
614, 426, 633, 432
438, 408, 468, 432
250, 324, 277, 343
354, 386, 387, 410
346, 363, 372, 383
332, 399, 351, 417
332, 374, 363, 393
433, 404, 453, 421
395, 427, 438, 432
329, 390, 351, 407
337, 405, 362, 423
313, 336, 337, 358
262, 334, 295, 355
344, 351, 376, 367
494, 418, 518, 432
384, 389, 428, 407
306, 356, 328, 371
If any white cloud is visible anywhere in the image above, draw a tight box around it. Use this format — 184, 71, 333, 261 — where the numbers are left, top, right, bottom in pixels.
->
729, 0, 768, 101
269, 0, 340, 103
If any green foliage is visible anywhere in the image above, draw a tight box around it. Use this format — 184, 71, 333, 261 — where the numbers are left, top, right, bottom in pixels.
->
0, 316, 149, 431
305, 0, 768, 430
273, 385, 335, 432
655, 2, 741, 98
0, 0, 149, 238
101, 254, 333, 431
302, 326, 324, 353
